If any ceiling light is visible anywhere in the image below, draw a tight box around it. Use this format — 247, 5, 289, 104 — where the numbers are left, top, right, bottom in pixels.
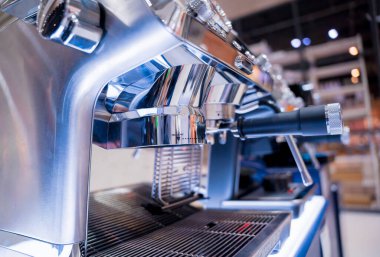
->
351, 68, 360, 78
291, 38, 301, 48
349, 46, 359, 56
328, 29, 339, 39
302, 37, 311, 46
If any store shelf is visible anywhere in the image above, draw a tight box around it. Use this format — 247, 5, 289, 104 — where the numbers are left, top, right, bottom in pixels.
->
312, 60, 360, 79
267, 36, 360, 66
316, 84, 364, 99
342, 107, 368, 120
304, 36, 359, 60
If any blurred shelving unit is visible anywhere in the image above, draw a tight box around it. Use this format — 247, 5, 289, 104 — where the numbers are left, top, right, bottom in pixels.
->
258, 35, 380, 210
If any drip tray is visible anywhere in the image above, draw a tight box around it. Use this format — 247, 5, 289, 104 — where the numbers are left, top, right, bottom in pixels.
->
83, 184, 291, 257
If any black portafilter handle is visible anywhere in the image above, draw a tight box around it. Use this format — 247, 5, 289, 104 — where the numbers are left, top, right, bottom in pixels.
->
297, 126, 350, 144
235, 103, 343, 138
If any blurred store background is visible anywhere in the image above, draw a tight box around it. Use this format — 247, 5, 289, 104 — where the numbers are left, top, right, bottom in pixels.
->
218, 0, 380, 256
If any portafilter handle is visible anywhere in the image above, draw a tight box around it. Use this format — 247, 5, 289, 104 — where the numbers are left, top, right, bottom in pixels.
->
232, 103, 343, 139
229, 102, 343, 187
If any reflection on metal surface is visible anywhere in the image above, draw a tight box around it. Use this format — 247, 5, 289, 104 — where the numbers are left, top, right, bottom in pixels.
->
93, 64, 214, 147
0, 231, 80, 257
235, 55, 253, 74
152, 0, 233, 39
204, 83, 247, 132
0, 11, 17, 31
0, 0, 38, 23
0, 0, 103, 52
93, 62, 253, 148
0, 0, 38, 31
37, 0, 102, 53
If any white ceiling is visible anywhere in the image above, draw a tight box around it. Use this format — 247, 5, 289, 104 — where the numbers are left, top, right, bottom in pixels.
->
217, 0, 293, 19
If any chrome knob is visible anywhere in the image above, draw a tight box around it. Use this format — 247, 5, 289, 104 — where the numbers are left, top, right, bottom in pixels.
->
212, 0, 233, 30
188, 0, 231, 37
37, 0, 102, 53
325, 103, 343, 135
188, 0, 214, 22
255, 54, 271, 72
235, 55, 253, 75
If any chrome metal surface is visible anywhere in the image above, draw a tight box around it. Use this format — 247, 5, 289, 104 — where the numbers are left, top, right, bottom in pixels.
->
254, 54, 271, 72
0, 0, 272, 246
203, 83, 247, 124
152, 145, 203, 207
161, 0, 233, 39
93, 65, 252, 148
0, 11, 17, 31
93, 64, 213, 148
325, 103, 343, 135
0, 231, 80, 257
0, 248, 31, 257
0, 0, 182, 245
37, 0, 102, 53
285, 135, 314, 186
0, 0, 38, 23
235, 54, 253, 74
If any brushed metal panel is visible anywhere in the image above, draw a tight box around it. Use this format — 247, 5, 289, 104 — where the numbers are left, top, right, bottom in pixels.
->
0, 0, 180, 244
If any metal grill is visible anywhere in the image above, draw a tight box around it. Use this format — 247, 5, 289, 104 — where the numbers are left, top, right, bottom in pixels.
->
152, 145, 203, 208
82, 185, 198, 256
91, 210, 289, 257
83, 185, 290, 257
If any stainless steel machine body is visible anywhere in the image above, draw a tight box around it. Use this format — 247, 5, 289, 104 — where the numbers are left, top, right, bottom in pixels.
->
0, 0, 273, 250
0, 1, 343, 256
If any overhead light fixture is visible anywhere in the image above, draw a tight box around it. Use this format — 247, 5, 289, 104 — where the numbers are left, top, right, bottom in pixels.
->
351, 68, 360, 78
328, 29, 339, 39
302, 37, 311, 46
291, 38, 301, 48
349, 46, 359, 56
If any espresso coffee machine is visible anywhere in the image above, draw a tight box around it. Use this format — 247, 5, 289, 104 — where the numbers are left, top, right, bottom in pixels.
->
0, 1, 343, 256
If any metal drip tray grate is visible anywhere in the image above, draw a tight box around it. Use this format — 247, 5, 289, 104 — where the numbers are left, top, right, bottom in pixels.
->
152, 145, 203, 208
82, 184, 198, 256
83, 185, 290, 257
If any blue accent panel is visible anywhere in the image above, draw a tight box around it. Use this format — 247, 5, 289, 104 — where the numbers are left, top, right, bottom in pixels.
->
207, 132, 241, 206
